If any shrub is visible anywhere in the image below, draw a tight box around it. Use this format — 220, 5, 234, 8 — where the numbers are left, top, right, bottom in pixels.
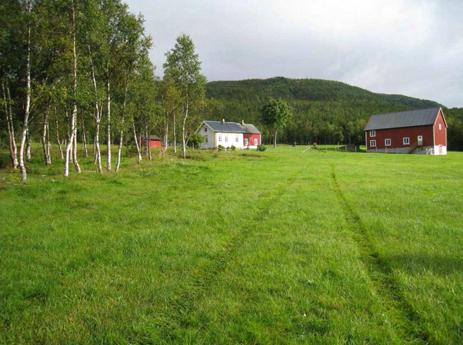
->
257, 145, 267, 151
217, 145, 225, 151
230, 145, 236, 151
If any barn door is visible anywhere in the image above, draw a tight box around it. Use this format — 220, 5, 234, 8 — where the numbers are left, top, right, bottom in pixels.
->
417, 135, 423, 146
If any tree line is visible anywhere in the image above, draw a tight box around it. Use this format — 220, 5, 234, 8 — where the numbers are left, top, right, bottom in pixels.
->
1, 0, 206, 182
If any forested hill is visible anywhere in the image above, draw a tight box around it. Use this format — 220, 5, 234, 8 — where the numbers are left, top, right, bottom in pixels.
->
207, 77, 439, 107
205, 77, 462, 147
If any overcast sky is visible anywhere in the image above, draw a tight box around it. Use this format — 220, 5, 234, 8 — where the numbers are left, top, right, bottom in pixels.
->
125, 0, 463, 107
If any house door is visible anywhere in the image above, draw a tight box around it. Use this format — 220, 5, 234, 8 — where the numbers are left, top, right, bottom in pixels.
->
244, 138, 249, 146
417, 135, 423, 146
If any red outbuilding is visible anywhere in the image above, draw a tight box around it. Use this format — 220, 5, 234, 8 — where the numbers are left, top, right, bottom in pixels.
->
364, 107, 447, 155
141, 135, 162, 148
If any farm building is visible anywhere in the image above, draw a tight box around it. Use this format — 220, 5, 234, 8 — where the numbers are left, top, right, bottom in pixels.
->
364, 107, 447, 155
141, 135, 162, 148
197, 120, 261, 149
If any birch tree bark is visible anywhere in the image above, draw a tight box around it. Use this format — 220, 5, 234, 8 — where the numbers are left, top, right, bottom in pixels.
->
181, 98, 189, 158
41, 104, 52, 164
115, 84, 128, 172
18, 19, 32, 182
64, 0, 81, 176
173, 112, 177, 153
88, 47, 102, 173
132, 121, 142, 164
106, 79, 111, 171
2, 83, 18, 169
55, 118, 64, 160
82, 119, 88, 157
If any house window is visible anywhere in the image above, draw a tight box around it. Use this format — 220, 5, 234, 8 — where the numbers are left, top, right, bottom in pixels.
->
403, 137, 410, 145
253, 138, 258, 145
204, 136, 208, 143
235, 137, 239, 143
369, 140, 376, 147
204, 126, 207, 132
439, 123, 442, 130
417, 135, 423, 145
369, 130, 376, 137
385, 138, 392, 146
225, 136, 228, 142
218, 136, 222, 142
244, 138, 249, 146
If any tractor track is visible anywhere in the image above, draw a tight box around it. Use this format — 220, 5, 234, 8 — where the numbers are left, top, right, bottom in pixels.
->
331, 165, 434, 345
162, 166, 303, 338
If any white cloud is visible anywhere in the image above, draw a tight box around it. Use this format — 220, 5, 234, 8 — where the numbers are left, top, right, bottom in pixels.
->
126, 0, 463, 107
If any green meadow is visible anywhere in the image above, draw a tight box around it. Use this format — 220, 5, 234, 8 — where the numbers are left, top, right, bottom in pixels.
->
0, 147, 462, 345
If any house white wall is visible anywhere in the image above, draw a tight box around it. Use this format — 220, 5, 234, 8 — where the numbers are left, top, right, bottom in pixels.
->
215, 132, 243, 149
197, 124, 216, 149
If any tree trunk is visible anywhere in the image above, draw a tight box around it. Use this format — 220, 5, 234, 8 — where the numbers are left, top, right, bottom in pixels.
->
26, 130, 31, 161
273, 129, 277, 148
19, 23, 32, 182
82, 119, 88, 157
173, 112, 177, 153
65, 0, 81, 176
88, 45, 102, 173
132, 121, 142, 164
115, 83, 127, 172
56, 119, 64, 160
42, 104, 52, 165
106, 79, 111, 171
2, 83, 18, 169
181, 100, 189, 159
162, 111, 169, 155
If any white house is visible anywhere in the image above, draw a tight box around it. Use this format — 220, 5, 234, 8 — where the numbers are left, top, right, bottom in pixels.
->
197, 120, 261, 149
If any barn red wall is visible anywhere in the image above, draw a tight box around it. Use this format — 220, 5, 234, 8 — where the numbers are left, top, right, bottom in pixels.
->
433, 110, 447, 146
141, 139, 161, 148
243, 133, 261, 146
366, 126, 434, 149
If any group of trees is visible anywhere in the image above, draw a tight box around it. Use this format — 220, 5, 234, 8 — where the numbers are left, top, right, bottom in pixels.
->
0, 0, 206, 181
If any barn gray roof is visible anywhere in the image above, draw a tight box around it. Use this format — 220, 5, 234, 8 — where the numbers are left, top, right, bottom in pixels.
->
365, 108, 440, 130
204, 120, 260, 134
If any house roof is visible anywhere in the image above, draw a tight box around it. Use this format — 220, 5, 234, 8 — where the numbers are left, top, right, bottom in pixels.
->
365, 107, 441, 131
204, 120, 260, 134
144, 135, 160, 140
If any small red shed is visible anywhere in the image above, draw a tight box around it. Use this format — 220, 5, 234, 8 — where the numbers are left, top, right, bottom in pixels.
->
141, 135, 162, 148
364, 107, 447, 155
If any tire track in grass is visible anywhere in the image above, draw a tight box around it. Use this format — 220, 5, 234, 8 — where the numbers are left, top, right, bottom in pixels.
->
330, 165, 433, 345
163, 166, 304, 339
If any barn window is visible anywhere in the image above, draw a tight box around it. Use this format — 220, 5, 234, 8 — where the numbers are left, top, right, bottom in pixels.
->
369, 140, 376, 147
403, 137, 410, 145
385, 138, 392, 146
254, 138, 258, 145
218, 136, 222, 142
439, 123, 442, 130
369, 130, 376, 137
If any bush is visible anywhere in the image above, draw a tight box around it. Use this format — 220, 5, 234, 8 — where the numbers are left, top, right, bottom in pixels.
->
217, 145, 225, 151
257, 145, 267, 151
230, 145, 236, 151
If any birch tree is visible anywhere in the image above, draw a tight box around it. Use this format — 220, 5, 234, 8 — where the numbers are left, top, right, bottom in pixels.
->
163, 35, 205, 158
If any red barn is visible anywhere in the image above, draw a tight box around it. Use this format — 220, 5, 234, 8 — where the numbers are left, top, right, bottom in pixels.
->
364, 107, 447, 155
141, 135, 162, 148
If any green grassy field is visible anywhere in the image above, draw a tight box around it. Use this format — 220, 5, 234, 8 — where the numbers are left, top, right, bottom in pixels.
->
1, 147, 462, 344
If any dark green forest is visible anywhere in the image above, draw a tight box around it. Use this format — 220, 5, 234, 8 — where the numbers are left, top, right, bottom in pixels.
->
205, 77, 463, 149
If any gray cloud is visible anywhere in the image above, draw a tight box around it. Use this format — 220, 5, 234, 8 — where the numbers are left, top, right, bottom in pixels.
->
126, 0, 463, 107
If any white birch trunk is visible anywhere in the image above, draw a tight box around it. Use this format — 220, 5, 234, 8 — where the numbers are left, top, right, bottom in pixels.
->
106, 79, 111, 171
82, 119, 88, 157
2, 83, 19, 169
132, 121, 142, 164
173, 112, 177, 153
181, 99, 189, 159
19, 23, 32, 182
115, 84, 127, 172
42, 105, 52, 165
56, 119, 64, 160
88, 45, 102, 173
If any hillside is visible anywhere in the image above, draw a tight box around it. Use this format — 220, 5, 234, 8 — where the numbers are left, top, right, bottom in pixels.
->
205, 77, 455, 146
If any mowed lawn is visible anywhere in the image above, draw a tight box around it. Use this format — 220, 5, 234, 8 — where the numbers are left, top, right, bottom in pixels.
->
0, 147, 462, 344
